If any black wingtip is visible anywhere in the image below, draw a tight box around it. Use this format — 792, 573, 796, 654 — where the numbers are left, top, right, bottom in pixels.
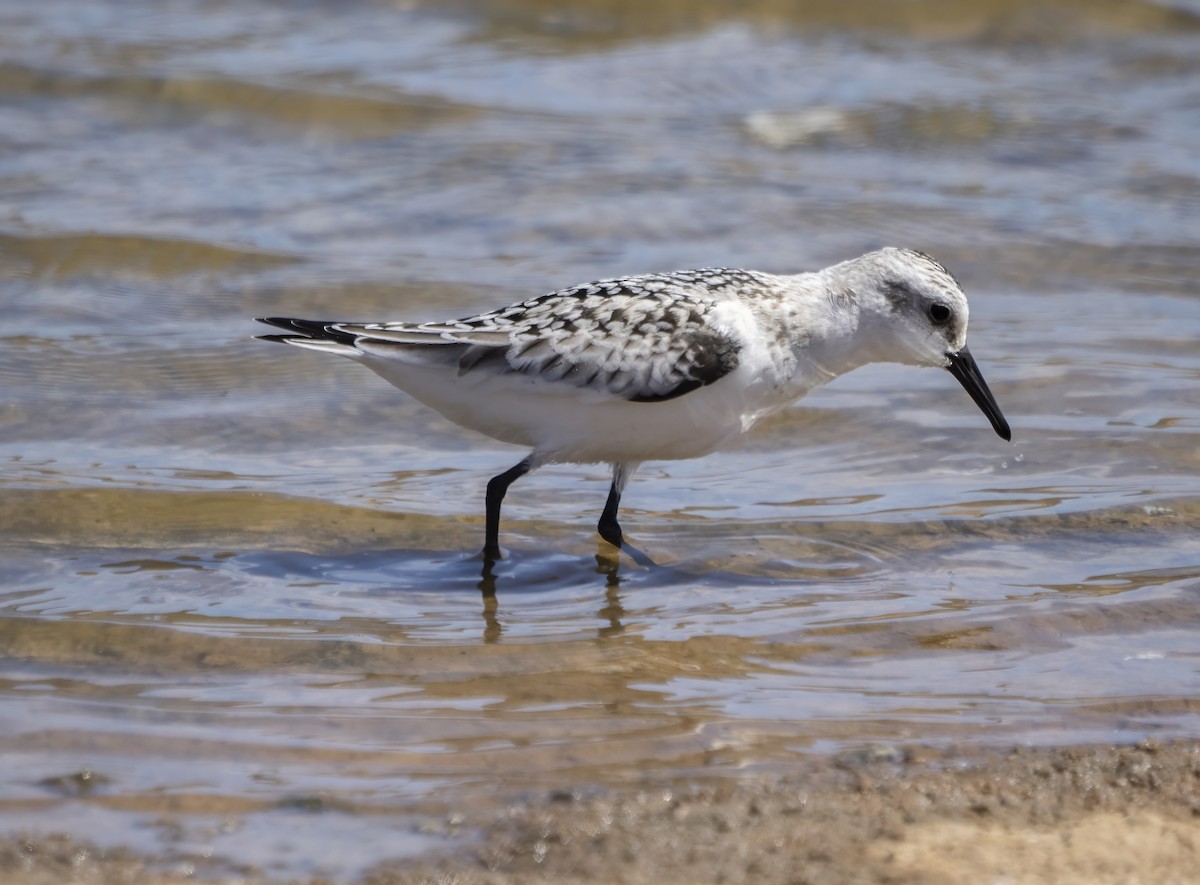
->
254, 317, 358, 345
256, 317, 323, 334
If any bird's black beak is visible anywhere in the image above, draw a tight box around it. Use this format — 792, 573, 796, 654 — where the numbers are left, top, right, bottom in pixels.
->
946, 346, 1011, 441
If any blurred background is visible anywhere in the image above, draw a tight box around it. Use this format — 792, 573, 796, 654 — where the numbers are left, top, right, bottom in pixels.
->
1, 0, 1199, 879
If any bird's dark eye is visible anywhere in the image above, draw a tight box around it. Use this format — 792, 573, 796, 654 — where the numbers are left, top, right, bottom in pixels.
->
928, 303, 951, 325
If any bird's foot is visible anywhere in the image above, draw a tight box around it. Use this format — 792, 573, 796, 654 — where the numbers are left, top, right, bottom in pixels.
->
597, 533, 656, 569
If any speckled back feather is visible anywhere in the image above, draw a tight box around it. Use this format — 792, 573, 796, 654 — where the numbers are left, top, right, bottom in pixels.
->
333, 269, 765, 402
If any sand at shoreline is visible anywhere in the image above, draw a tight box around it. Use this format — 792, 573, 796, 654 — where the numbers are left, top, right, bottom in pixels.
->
6, 739, 1198, 884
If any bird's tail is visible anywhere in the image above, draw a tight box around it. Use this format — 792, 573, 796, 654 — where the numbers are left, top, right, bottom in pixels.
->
254, 317, 361, 355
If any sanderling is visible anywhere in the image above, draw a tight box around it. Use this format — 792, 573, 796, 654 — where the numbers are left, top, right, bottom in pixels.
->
258, 247, 1010, 561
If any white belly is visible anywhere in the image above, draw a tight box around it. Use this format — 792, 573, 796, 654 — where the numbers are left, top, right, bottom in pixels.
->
361, 355, 801, 465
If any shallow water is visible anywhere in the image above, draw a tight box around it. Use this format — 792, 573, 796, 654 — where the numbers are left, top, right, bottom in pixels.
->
2, 0, 1200, 878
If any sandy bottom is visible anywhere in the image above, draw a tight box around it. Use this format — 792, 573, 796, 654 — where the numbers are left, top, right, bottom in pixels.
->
5, 739, 1199, 884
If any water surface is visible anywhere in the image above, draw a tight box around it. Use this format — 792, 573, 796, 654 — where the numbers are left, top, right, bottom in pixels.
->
2, 0, 1199, 878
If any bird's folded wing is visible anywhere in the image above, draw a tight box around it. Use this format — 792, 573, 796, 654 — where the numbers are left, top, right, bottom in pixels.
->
334, 325, 512, 346
334, 304, 740, 403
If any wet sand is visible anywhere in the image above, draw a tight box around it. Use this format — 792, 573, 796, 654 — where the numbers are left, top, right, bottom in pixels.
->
7, 738, 1198, 884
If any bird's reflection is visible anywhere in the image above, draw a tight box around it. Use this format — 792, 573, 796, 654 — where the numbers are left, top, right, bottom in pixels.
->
476, 557, 504, 643
476, 551, 629, 643
594, 554, 626, 639
237, 545, 653, 645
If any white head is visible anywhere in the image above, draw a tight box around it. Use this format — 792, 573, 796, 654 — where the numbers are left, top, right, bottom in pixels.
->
832, 247, 968, 365
833, 248, 1010, 440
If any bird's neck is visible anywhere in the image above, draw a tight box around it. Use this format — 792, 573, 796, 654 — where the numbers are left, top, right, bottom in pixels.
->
770, 273, 875, 385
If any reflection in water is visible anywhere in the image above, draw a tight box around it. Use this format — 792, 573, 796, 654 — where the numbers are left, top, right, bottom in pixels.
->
478, 559, 502, 643
477, 552, 629, 642
594, 554, 628, 639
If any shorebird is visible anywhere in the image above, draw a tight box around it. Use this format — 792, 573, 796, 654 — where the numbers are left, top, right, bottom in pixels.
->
258, 248, 1010, 561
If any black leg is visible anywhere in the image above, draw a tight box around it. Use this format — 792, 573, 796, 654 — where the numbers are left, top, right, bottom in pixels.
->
597, 480, 625, 549
596, 462, 655, 567
483, 456, 533, 561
